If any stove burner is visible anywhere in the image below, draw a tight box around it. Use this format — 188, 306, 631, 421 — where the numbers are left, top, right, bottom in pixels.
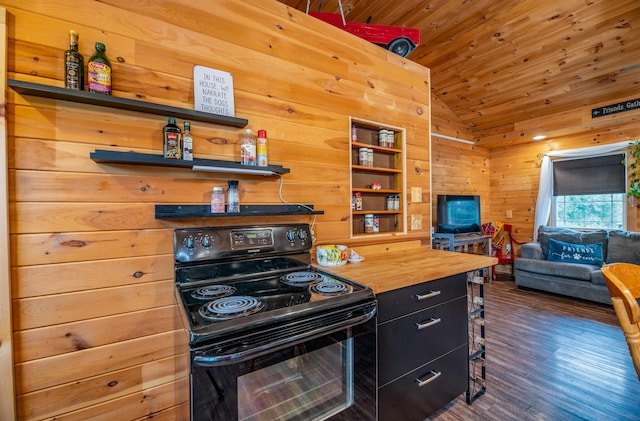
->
310, 280, 353, 296
280, 271, 324, 286
191, 285, 236, 300
199, 296, 264, 320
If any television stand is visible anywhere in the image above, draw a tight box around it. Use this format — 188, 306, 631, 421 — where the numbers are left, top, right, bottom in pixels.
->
432, 232, 492, 254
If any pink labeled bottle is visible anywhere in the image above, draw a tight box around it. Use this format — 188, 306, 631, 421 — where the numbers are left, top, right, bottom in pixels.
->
87, 42, 112, 94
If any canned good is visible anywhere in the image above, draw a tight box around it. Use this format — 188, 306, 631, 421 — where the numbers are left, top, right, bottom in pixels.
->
394, 195, 400, 210
364, 214, 374, 233
359, 148, 368, 166
367, 149, 374, 167
387, 195, 394, 210
379, 130, 387, 146
351, 125, 358, 142
373, 215, 380, 233
386, 131, 395, 148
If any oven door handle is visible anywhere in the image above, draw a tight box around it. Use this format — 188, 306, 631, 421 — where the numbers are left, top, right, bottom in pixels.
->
192, 307, 375, 367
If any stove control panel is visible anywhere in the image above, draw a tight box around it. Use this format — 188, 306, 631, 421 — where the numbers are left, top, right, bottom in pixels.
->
174, 224, 313, 263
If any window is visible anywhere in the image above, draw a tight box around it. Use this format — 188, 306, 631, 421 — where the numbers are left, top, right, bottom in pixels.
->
551, 154, 626, 230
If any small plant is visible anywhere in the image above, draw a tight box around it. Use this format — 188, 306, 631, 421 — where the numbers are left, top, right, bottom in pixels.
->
628, 140, 640, 201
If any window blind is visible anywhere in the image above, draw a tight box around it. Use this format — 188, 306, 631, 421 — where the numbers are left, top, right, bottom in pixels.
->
553, 153, 625, 196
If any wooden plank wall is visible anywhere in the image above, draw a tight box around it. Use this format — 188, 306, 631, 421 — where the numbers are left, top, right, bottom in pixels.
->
2, 0, 431, 419
431, 93, 491, 231
489, 101, 640, 246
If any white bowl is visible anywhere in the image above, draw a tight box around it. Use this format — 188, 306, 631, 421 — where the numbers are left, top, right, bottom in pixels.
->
316, 245, 349, 267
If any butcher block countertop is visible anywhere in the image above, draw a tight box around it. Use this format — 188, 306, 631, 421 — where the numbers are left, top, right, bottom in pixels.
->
314, 245, 497, 294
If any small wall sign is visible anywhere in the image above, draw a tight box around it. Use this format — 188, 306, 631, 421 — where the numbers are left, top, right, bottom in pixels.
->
592, 97, 640, 118
193, 65, 235, 117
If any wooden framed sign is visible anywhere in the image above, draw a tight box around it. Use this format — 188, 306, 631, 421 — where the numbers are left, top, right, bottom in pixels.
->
193, 65, 235, 117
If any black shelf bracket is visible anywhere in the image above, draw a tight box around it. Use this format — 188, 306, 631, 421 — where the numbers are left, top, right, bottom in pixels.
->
8, 79, 248, 128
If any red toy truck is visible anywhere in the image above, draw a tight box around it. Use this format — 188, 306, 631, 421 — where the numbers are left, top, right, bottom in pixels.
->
309, 11, 420, 57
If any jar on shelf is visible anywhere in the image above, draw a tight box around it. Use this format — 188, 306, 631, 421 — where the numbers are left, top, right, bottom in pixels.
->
211, 187, 225, 213
227, 180, 240, 212
364, 214, 374, 233
359, 148, 368, 166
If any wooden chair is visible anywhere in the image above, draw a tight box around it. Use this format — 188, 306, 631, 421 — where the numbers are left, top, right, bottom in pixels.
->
601, 263, 640, 381
494, 224, 526, 277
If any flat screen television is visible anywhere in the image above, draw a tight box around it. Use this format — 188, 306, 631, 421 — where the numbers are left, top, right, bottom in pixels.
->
436, 195, 481, 234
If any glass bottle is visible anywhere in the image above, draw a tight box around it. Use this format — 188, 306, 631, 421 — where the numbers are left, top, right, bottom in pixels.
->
87, 42, 112, 94
227, 180, 240, 213
64, 30, 84, 90
240, 129, 256, 166
163, 117, 182, 159
182, 121, 193, 161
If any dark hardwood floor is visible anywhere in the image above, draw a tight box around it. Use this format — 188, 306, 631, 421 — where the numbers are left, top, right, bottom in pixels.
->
428, 275, 640, 421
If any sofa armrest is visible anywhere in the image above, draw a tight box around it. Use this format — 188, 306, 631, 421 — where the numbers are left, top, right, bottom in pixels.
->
520, 242, 543, 260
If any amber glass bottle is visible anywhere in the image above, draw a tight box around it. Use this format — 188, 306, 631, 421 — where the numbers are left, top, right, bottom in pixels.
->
64, 30, 84, 90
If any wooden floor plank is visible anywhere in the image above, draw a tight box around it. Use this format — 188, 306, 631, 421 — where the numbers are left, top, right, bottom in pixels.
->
428, 276, 640, 420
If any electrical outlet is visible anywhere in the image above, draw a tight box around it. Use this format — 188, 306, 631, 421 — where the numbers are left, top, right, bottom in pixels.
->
411, 187, 422, 203
411, 214, 422, 230
506, 209, 513, 219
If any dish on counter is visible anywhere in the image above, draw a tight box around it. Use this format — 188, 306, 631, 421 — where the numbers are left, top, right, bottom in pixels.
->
316, 245, 349, 266
348, 256, 365, 264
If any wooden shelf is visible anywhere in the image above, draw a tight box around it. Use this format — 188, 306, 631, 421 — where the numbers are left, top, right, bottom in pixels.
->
155, 204, 323, 219
90, 149, 290, 175
352, 188, 402, 194
353, 210, 401, 215
352, 165, 402, 174
351, 141, 401, 154
8, 79, 248, 128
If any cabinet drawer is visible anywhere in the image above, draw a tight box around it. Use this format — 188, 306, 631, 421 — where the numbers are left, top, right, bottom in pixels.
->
378, 296, 467, 386
377, 273, 466, 323
378, 345, 468, 421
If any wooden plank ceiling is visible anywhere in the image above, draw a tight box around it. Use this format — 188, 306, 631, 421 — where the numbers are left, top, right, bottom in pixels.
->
278, 0, 640, 148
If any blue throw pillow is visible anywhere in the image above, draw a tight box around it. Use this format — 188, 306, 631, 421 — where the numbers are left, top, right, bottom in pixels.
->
547, 238, 604, 266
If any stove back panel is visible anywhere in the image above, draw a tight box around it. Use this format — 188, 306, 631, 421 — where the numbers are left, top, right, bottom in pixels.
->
175, 224, 312, 263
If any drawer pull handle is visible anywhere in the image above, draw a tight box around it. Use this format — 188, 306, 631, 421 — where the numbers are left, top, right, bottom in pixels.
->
416, 317, 442, 330
416, 370, 442, 387
415, 290, 441, 301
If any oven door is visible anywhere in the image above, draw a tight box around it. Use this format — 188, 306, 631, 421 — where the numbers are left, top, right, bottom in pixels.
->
190, 303, 376, 421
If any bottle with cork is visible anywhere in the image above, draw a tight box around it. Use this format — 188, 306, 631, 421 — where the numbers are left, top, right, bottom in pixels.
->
64, 30, 84, 90
182, 121, 193, 161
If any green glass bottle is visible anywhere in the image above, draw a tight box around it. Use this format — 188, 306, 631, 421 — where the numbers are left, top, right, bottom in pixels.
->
163, 117, 182, 159
87, 42, 112, 94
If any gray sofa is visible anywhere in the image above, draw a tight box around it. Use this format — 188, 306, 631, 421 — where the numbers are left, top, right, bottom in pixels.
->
514, 226, 640, 305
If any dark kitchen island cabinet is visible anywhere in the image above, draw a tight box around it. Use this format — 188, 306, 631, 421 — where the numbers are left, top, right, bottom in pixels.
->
313, 244, 497, 421
376, 274, 468, 421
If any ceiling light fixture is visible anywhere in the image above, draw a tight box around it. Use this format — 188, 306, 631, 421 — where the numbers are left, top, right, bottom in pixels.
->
533, 135, 547, 140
